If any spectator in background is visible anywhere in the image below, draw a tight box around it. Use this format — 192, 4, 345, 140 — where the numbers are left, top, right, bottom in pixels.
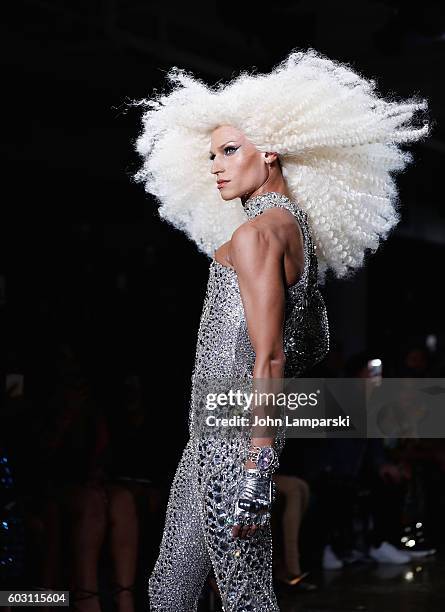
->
316, 351, 414, 568
30, 341, 140, 612
106, 373, 167, 581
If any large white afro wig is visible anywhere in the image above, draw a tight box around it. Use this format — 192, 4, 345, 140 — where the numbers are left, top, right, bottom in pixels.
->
130, 47, 432, 284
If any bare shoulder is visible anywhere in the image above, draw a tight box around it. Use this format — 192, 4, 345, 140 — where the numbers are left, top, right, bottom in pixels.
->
231, 219, 260, 244
233, 207, 296, 247
230, 207, 304, 282
231, 217, 283, 270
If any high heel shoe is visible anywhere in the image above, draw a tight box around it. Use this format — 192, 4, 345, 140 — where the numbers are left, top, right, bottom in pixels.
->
275, 571, 318, 591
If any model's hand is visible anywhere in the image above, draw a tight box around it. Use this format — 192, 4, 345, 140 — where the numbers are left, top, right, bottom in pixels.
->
231, 469, 276, 539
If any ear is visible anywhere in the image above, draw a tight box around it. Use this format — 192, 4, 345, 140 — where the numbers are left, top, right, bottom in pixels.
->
264, 152, 279, 164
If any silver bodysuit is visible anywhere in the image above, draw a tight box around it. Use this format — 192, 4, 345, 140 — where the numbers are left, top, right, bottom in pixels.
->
148, 192, 330, 611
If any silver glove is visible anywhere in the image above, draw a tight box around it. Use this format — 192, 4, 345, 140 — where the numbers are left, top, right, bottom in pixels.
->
232, 468, 277, 530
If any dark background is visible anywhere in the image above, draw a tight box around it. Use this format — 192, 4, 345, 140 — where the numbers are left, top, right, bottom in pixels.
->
2, 0, 444, 503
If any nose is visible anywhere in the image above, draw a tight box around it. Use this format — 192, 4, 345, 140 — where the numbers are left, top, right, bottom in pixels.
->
211, 158, 224, 175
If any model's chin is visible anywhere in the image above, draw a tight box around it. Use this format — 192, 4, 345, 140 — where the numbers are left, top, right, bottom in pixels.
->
218, 188, 239, 201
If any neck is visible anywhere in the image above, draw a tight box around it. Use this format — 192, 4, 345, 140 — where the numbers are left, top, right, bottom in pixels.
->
240, 164, 290, 206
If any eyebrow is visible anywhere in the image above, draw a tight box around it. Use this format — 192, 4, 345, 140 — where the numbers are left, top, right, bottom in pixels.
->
209, 140, 237, 156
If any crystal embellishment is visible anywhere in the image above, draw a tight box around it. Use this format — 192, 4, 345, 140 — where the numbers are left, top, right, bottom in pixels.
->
244, 191, 301, 221
148, 190, 330, 610
257, 447, 275, 471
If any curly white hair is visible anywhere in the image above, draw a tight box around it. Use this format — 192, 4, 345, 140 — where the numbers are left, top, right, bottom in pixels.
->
130, 47, 432, 284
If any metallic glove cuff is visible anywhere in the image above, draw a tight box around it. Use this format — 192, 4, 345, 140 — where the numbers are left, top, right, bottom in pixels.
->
233, 468, 277, 528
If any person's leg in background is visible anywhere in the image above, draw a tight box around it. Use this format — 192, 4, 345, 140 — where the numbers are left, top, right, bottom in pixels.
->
106, 484, 139, 612
273, 475, 309, 578
368, 471, 406, 548
115, 480, 166, 612
65, 484, 108, 612
35, 497, 62, 591
312, 473, 356, 570
362, 466, 411, 564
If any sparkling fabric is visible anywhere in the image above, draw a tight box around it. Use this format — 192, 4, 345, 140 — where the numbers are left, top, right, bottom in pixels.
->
148, 192, 330, 611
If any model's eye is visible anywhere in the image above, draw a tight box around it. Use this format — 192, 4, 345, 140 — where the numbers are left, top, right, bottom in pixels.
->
209, 146, 238, 161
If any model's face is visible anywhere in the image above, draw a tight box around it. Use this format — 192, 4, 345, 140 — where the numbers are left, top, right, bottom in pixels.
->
209, 125, 269, 201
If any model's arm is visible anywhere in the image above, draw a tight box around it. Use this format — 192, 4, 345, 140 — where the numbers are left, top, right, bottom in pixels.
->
232, 223, 286, 379
231, 222, 286, 461
230, 223, 286, 538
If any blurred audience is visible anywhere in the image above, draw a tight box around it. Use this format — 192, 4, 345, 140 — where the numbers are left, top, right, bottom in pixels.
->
2, 331, 445, 608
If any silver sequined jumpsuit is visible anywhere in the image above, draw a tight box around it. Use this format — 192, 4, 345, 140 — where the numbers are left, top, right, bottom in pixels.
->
148, 192, 330, 611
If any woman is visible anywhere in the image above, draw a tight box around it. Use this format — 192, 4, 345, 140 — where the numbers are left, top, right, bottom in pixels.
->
130, 48, 430, 611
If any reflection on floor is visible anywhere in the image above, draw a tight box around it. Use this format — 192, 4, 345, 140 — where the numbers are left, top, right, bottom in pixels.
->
275, 553, 443, 612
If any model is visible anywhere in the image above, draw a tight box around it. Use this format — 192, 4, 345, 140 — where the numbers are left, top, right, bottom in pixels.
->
130, 48, 431, 611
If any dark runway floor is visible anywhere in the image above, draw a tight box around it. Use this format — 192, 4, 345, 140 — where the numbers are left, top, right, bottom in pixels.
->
274, 553, 443, 612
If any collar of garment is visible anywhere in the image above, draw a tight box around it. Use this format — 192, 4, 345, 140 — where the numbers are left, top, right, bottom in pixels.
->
243, 191, 301, 220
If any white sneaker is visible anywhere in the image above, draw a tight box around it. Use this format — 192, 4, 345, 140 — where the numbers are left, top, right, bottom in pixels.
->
369, 541, 411, 564
406, 546, 437, 559
342, 548, 367, 564
322, 545, 344, 569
